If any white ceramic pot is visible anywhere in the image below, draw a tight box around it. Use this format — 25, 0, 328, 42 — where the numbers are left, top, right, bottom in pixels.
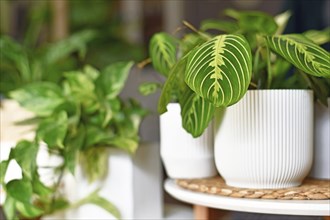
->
160, 103, 217, 179
66, 143, 163, 220
214, 90, 313, 189
309, 98, 330, 179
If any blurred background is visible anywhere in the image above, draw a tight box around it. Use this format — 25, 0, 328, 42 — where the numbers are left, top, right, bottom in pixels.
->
1, 0, 329, 219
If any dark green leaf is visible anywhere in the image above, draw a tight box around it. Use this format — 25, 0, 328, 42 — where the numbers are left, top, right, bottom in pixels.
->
33, 174, 53, 197
96, 61, 134, 99
85, 125, 111, 147
37, 111, 68, 148
149, 32, 177, 77
225, 9, 278, 35
44, 29, 97, 64
9, 82, 64, 116
6, 179, 33, 203
0, 36, 31, 83
11, 141, 38, 179
200, 19, 239, 33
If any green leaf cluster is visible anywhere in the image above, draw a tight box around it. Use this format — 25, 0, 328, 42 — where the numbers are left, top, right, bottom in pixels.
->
141, 9, 330, 138
1, 61, 146, 219
0, 29, 97, 96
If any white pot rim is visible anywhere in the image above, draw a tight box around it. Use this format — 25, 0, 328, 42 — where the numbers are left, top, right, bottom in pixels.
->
246, 89, 313, 93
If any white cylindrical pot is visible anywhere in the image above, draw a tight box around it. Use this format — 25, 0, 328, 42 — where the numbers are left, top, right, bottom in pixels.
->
309, 98, 330, 179
160, 103, 217, 179
215, 90, 313, 189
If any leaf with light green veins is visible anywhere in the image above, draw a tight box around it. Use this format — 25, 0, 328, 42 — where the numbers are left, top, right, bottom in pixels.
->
158, 56, 188, 113
180, 87, 215, 137
96, 61, 134, 99
265, 34, 330, 78
303, 28, 330, 45
185, 34, 252, 107
149, 32, 177, 77
37, 111, 68, 148
9, 82, 64, 116
11, 141, 38, 179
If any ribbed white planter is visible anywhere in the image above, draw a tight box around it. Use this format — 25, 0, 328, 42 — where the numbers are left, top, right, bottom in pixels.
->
214, 90, 313, 189
309, 98, 330, 180
160, 103, 217, 179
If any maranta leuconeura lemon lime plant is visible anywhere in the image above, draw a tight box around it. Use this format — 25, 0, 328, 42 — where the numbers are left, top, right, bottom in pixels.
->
140, 9, 330, 137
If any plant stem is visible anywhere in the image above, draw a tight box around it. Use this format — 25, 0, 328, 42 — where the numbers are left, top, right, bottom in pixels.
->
182, 20, 210, 40
51, 166, 65, 206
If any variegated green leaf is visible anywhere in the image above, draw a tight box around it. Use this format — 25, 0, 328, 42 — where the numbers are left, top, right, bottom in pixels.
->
158, 56, 188, 113
149, 32, 177, 77
180, 87, 215, 137
265, 34, 330, 78
303, 28, 330, 45
185, 34, 252, 107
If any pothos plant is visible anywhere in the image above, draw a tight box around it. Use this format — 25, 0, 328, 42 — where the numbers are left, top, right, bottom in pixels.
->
140, 9, 330, 137
0, 29, 97, 97
0, 61, 146, 219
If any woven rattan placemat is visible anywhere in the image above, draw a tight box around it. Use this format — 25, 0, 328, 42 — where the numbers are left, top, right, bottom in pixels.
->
176, 176, 330, 200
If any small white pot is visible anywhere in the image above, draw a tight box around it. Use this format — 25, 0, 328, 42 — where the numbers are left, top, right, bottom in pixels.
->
309, 98, 330, 179
214, 90, 313, 189
160, 103, 217, 179
66, 143, 163, 220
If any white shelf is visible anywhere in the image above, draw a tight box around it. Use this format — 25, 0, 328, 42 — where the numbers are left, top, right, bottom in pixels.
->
165, 179, 330, 216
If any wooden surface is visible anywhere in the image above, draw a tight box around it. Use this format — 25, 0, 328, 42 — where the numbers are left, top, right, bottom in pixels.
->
177, 176, 330, 200
165, 179, 330, 216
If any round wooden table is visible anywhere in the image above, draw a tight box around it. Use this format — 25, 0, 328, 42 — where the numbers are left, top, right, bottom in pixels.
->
165, 179, 330, 219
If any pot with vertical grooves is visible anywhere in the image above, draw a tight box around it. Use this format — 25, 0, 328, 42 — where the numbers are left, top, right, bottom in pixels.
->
214, 90, 313, 189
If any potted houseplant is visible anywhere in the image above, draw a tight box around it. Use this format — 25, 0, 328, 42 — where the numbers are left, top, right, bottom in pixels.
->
140, 30, 219, 179
0, 61, 147, 219
142, 9, 329, 188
